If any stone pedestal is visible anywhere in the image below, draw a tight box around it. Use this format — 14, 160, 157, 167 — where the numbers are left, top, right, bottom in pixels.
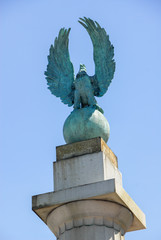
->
32, 137, 146, 239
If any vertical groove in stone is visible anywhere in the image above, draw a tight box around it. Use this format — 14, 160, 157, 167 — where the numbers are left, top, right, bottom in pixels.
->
58, 225, 124, 240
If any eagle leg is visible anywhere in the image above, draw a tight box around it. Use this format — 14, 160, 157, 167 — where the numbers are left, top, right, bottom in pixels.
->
74, 90, 81, 109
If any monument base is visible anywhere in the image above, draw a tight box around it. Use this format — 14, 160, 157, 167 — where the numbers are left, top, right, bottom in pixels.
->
32, 137, 146, 239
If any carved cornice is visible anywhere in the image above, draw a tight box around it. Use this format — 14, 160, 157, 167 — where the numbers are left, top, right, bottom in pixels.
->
47, 200, 133, 238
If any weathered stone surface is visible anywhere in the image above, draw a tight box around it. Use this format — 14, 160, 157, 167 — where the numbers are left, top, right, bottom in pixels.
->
54, 151, 122, 191
56, 137, 118, 167
32, 179, 146, 232
57, 226, 123, 240
47, 200, 133, 239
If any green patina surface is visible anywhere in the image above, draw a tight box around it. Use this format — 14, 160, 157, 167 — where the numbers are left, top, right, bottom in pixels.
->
63, 107, 110, 144
45, 17, 115, 143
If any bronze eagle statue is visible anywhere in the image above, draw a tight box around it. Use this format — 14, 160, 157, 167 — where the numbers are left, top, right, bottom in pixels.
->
45, 17, 115, 114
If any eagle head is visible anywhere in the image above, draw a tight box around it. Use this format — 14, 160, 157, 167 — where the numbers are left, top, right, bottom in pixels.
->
76, 64, 87, 79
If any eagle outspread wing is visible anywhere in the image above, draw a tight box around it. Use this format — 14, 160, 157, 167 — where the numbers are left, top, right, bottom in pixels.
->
44, 28, 75, 106
79, 17, 115, 97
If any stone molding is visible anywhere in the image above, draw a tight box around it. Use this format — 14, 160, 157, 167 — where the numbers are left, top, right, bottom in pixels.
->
56, 137, 118, 167
32, 179, 146, 232
47, 200, 133, 238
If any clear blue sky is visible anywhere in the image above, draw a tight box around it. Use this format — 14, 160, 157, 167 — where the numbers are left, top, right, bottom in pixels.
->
1, 0, 161, 239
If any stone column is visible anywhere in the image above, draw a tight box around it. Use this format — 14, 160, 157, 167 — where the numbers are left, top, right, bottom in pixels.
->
32, 137, 146, 240
47, 200, 133, 240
